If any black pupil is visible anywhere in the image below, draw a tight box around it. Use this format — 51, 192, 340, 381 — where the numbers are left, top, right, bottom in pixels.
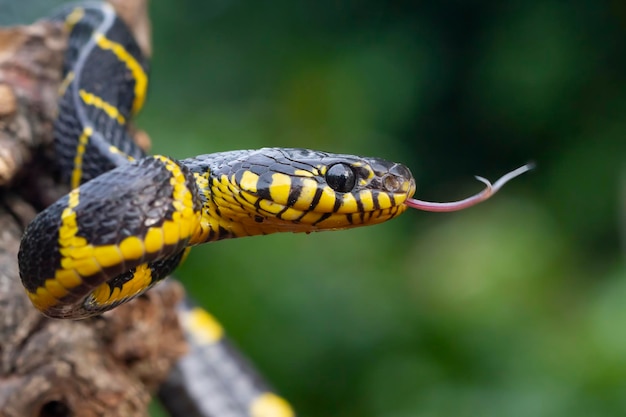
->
326, 163, 356, 193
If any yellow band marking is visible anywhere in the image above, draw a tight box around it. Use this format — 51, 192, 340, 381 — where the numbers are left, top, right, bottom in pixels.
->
258, 199, 284, 215
154, 156, 201, 245
54, 269, 82, 288
250, 393, 295, 417
190, 172, 213, 243
297, 211, 323, 225
64, 7, 84, 31
91, 263, 153, 306
108, 145, 134, 161
27, 288, 58, 312
29, 156, 204, 313
376, 192, 391, 209
358, 190, 375, 212
206, 177, 261, 237
44, 279, 69, 299
92, 245, 124, 268
268, 173, 291, 206
337, 193, 358, 213
144, 228, 164, 253
60, 188, 81, 243
27, 186, 84, 311
293, 169, 314, 177
79, 89, 126, 124
239, 171, 259, 193
71, 126, 93, 189
118, 235, 145, 260
71, 257, 101, 277
58, 71, 74, 96
94, 33, 148, 115
277, 207, 303, 221
313, 186, 337, 213
184, 307, 224, 344
292, 178, 318, 210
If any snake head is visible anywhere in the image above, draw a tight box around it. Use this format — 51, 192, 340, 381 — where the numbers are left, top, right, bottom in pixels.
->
193, 148, 416, 239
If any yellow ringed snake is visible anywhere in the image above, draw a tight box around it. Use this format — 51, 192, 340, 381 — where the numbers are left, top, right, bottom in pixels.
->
14, 2, 531, 416
17, 1, 531, 321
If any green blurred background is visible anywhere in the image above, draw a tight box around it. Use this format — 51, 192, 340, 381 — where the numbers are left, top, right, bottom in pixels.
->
5, 0, 626, 416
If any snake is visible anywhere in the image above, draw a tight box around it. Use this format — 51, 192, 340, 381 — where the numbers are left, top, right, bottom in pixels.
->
14, 3, 531, 416
17, 2, 416, 320
17, 0, 533, 322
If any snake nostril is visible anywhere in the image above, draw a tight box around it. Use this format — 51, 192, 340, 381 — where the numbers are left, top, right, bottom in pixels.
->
382, 174, 401, 192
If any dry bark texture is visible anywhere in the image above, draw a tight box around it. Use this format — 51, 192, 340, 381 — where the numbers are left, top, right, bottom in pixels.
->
0, 2, 187, 416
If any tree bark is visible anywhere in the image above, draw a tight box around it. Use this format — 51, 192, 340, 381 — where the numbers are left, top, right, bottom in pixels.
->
0, 2, 188, 416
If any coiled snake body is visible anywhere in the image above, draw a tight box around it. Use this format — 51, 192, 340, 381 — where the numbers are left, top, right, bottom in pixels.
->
15, 3, 532, 416
17, 3, 415, 320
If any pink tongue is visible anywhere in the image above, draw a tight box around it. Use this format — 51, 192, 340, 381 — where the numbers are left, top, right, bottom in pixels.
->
405, 163, 534, 212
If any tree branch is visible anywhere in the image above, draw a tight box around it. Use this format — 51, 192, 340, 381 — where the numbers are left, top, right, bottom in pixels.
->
0, 2, 188, 416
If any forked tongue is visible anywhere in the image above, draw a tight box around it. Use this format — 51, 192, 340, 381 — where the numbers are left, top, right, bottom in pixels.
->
405, 163, 534, 212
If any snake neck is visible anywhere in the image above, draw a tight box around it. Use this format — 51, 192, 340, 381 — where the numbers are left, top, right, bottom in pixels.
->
187, 170, 274, 245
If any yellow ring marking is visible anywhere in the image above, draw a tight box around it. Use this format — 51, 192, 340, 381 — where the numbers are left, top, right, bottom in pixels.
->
64, 7, 84, 31
184, 307, 224, 344
118, 235, 144, 260
92, 245, 124, 268
70, 126, 93, 189
392, 194, 405, 206
27, 287, 58, 312
27, 186, 83, 311
258, 199, 283, 215
144, 228, 164, 253
293, 169, 314, 177
153, 155, 201, 244
190, 172, 212, 244
277, 207, 303, 221
292, 177, 318, 209
53, 269, 81, 288
297, 211, 323, 225
107, 145, 135, 161
28, 157, 202, 312
313, 186, 337, 213
337, 193, 358, 213
94, 33, 148, 115
91, 263, 153, 306
79, 89, 126, 124
58, 71, 74, 96
268, 173, 291, 206
250, 393, 295, 417
239, 171, 259, 193
358, 190, 375, 212
377, 192, 391, 209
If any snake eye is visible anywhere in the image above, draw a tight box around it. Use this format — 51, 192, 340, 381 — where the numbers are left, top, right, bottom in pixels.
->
326, 163, 356, 193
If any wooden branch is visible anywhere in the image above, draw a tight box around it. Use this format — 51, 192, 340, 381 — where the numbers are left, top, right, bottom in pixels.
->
0, 2, 188, 416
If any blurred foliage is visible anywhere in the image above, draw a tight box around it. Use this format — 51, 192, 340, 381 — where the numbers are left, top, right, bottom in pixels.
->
5, 0, 626, 416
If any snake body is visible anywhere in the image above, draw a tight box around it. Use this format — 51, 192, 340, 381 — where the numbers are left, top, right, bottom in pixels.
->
17, 2, 415, 320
